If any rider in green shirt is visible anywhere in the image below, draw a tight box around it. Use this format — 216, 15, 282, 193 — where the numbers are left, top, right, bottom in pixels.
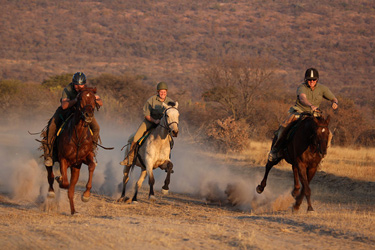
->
268, 68, 338, 162
121, 81, 174, 167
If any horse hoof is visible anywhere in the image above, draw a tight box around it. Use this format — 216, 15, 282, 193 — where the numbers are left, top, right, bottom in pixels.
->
81, 195, 90, 202
256, 185, 264, 194
161, 189, 169, 195
292, 206, 300, 214
149, 195, 156, 201
117, 197, 125, 202
132, 200, 138, 204
307, 207, 315, 213
55, 176, 62, 183
47, 191, 55, 198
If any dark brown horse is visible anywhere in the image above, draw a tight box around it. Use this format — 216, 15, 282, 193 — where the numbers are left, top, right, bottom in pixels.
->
256, 113, 331, 212
45, 87, 98, 215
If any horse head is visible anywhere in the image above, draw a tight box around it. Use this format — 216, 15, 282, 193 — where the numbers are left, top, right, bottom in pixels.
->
77, 87, 97, 124
162, 101, 179, 137
313, 115, 331, 156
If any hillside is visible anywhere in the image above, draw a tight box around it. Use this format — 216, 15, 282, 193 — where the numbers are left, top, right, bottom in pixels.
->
1, 1, 374, 93
1, 0, 375, 146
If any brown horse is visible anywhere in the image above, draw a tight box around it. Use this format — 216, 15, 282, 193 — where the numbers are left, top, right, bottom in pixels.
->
256, 113, 331, 212
45, 87, 98, 215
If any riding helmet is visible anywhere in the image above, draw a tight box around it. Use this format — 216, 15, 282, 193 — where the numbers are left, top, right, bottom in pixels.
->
72, 72, 87, 85
305, 68, 319, 81
157, 81, 168, 91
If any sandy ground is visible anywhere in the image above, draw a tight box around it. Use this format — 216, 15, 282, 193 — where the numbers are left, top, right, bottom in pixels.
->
0, 120, 374, 249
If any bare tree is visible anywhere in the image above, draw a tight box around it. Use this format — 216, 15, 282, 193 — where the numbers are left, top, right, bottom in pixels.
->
201, 57, 275, 121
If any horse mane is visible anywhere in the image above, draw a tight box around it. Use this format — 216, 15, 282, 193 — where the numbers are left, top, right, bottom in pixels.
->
81, 86, 97, 93
167, 101, 176, 107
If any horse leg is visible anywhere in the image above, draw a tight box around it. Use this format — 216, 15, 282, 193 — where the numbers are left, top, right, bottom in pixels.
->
305, 166, 318, 212
68, 166, 81, 215
56, 158, 69, 189
117, 165, 131, 202
291, 165, 300, 198
161, 161, 173, 195
147, 168, 155, 200
293, 166, 309, 212
256, 160, 279, 194
82, 157, 96, 202
45, 166, 55, 198
132, 169, 147, 203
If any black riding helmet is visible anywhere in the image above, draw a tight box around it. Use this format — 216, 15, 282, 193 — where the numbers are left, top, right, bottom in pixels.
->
305, 68, 319, 81
72, 72, 87, 85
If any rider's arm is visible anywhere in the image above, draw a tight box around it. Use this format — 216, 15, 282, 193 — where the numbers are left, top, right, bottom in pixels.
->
331, 97, 338, 110
145, 115, 160, 125
61, 98, 78, 110
299, 93, 318, 111
95, 95, 103, 107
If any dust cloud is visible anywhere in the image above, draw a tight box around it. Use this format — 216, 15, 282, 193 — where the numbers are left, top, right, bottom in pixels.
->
0, 117, 291, 213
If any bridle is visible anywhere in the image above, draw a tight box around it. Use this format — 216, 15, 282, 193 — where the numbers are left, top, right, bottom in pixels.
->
312, 119, 329, 157
159, 106, 179, 149
72, 89, 96, 163
159, 107, 179, 133
76, 90, 96, 124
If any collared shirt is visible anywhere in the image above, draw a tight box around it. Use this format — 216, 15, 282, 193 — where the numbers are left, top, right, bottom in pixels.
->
143, 95, 174, 120
291, 82, 336, 113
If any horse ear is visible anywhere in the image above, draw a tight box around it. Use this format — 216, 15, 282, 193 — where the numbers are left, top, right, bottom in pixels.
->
175, 101, 178, 109
162, 102, 168, 109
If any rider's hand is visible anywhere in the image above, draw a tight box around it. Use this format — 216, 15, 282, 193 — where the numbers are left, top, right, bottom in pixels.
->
332, 102, 338, 110
310, 105, 318, 111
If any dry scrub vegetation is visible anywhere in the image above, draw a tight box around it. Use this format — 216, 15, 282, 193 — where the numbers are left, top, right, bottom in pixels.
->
1, 0, 375, 148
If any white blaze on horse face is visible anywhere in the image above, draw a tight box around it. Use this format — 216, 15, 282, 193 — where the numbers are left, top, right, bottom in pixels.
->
165, 106, 179, 137
322, 128, 325, 133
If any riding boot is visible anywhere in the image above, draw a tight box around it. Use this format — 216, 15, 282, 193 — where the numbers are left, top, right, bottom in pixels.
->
268, 126, 286, 162
44, 124, 57, 167
120, 142, 137, 167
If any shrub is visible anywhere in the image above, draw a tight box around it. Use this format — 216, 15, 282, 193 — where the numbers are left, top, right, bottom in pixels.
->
206, 116, 250, 153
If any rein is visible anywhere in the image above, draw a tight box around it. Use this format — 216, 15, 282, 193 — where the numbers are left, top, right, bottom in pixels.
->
71, 90, 96, 164
158, 107, 179, 149
311, 120, 329, 157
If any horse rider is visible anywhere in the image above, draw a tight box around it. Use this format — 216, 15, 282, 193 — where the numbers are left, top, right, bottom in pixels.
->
268, 68, 338, 162
44, 72, 103, 167
121, 81, 174, 167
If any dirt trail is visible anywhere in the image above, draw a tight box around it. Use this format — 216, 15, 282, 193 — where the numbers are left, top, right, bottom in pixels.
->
0, 123, 374, 249
0, 182, 374, 250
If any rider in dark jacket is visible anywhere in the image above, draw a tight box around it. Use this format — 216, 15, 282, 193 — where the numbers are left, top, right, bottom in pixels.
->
44, 72, 103, 166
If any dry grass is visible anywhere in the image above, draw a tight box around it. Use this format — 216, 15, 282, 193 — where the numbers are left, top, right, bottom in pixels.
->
241, 141, 375, 182
323, 146, 375, 182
